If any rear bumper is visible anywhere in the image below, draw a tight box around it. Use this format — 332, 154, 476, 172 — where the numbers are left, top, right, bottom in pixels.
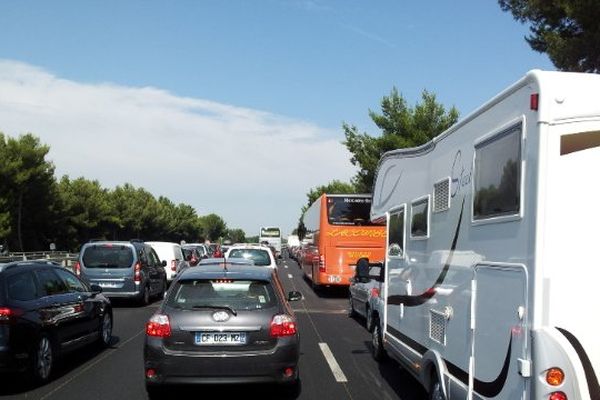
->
144, 337, 299, 385
0, 347, 27, 373
314, 270, 353, 286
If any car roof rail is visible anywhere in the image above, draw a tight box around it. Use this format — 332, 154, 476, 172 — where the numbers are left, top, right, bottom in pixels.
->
5, 260, 61, 270
129, 238, 145, 243
89, 238, 107, 243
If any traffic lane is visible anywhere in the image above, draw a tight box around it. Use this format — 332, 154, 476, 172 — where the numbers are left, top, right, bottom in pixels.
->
0, 300, 158, 399
278, 257, 427, 400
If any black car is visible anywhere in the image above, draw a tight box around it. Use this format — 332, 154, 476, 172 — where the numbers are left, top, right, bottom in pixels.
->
144, 264, 302, 397
0, 260, 112, 383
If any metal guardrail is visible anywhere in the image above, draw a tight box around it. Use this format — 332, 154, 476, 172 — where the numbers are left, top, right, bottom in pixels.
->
0, 251, 79, 270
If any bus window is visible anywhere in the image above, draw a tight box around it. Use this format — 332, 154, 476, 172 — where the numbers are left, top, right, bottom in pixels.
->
327, 196, 381, 226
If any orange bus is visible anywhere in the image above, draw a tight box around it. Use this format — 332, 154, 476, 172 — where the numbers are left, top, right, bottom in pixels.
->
300, 194, 386, 289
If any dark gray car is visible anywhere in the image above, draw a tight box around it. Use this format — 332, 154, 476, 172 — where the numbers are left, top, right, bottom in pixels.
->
143, 265, 301, 397
76, 240, 167, 305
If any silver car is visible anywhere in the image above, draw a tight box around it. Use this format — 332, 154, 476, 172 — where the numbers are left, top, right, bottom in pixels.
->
143, 265, 302, 397
348, 258, 385, 332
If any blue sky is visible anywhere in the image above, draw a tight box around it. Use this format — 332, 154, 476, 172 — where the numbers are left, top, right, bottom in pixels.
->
0, 0, 554, 236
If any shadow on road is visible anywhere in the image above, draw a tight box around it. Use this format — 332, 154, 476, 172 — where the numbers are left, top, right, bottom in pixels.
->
301, 275, 349, 299
147, 381, 302, 400
0, 336, 121, 396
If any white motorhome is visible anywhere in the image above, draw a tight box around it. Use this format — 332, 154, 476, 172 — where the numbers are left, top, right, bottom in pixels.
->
369, 70, 600, 400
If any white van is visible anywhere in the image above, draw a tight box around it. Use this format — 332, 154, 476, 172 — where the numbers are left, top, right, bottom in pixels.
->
146, 242, 188, 282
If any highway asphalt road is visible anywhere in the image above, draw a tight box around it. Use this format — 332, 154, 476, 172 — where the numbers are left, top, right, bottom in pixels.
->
0, 256, 426, 400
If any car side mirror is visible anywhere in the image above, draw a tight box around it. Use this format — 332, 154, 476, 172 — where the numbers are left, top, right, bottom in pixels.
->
288, 291, 302, 301
161, 260, 167, 267
90, 284, 103, 294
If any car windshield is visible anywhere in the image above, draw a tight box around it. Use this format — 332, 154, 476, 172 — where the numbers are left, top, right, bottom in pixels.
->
82, 245, 133, 268
227, 249, 271, 266
167, 279, 276, 311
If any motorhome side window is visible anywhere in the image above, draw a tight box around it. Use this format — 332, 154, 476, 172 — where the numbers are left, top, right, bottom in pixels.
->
388, 209, 405, 257
473, 124, 522, 220
410, 198, 429, 238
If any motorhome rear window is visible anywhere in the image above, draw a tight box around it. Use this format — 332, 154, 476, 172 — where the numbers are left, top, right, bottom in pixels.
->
411, 198, 429, 238
473, 124, 522, 220
388, 208, 405, 257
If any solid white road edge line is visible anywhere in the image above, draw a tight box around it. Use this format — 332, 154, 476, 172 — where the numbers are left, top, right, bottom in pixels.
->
318, 342, 348, 383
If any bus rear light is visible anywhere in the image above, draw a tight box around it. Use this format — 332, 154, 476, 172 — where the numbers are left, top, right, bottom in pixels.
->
74, 261, 81, 276
146, 314, 171, 338
546, 368, 565, 386
134, 262, 142, 283
270, 314, 297, 337
319, 255, 326, 272
549, 392, 567, 400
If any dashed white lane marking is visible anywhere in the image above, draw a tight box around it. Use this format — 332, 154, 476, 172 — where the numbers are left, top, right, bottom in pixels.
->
288, 274, 293, 279
284, 264, 288, 269
319, 342, 348, 383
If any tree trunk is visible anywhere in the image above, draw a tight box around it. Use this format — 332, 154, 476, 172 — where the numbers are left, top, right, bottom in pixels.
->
17, 191, 24, 252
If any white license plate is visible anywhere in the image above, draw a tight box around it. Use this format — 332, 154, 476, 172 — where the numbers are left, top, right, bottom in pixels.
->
195, 332, 247, 345
98, 282, 118, 288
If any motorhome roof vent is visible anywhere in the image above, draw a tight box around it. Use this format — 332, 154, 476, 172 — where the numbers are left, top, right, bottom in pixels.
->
433, 178, 451, 213
429, 309, 447, 345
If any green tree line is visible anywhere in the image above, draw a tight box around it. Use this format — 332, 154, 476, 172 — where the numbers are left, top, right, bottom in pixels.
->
0, 133, 245, 252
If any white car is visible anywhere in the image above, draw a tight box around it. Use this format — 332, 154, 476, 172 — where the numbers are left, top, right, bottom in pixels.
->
224, 244, 277, 269
146, 241, 188, 282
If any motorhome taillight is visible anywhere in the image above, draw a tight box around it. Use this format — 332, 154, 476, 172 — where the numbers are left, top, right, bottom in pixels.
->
74, 261, 81, 276
530, 93, 539, 111
134, 262, 142, 283
170, 260, 177, 272
546, 368, 565, 386
548, 392, 567, 400
319, 254, 326, 273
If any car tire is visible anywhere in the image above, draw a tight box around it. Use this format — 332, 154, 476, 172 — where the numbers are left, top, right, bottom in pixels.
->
348, 294, 357, 318
371, 317, 386, 362
366, 306, 373, 331
97, 312, 113, 348
140, 285, 150, 306
146, 384, 164, 400
31, 333, 54, 384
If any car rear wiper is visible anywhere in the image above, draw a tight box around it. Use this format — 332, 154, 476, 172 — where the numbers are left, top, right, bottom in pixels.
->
192, 305, 238, 316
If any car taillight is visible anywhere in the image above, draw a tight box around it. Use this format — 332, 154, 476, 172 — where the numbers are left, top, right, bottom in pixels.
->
370, 287, 380, 298
270, 314, 297, 337
319, 254, 326, 273
134, 262, 141, 283
170, 260, 177, 272
74, 261, 81, 276
0, 307, 22, 322
145, 314, 171, 338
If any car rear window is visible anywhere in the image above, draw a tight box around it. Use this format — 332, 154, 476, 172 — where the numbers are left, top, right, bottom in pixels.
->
167, 279, 276, 310
228, 249, 271, 266
82, 245, 134, 268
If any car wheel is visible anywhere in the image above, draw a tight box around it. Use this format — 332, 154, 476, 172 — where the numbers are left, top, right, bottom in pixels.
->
366, 306, 373, 331
98, 312, 112, 348
140, 285, 150, 306
429, 373, 445, 400
348, 294, 357, 317
371, 318, 386, 361
31, 334, 54, 383
146, 384, 164, 400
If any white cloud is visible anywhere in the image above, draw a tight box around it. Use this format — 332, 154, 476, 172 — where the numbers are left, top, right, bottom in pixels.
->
0, 59, 356, 236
